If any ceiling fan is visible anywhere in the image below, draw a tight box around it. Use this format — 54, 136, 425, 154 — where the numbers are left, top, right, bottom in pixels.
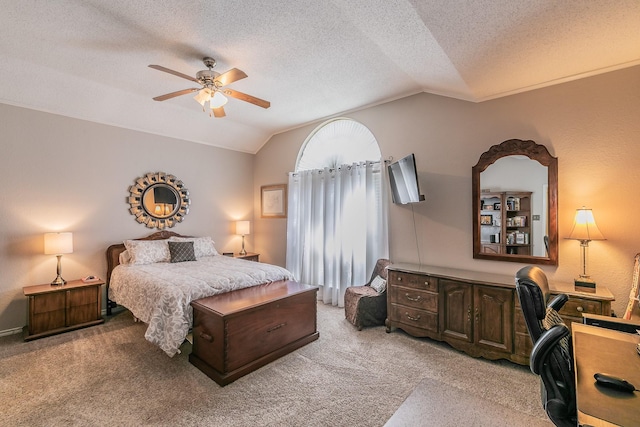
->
149, 57, 270, 118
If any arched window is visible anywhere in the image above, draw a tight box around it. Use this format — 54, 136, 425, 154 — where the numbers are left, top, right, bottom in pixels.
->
296, 118, 381, 171
286, 118, 389, 307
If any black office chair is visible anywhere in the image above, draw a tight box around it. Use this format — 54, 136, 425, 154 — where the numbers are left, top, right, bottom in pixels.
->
515, 266, 576, 427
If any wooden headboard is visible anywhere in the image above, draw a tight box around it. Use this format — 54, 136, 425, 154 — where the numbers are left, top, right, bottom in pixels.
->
105, 230, 189, 315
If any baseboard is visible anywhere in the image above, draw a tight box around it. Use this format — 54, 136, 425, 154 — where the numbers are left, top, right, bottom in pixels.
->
0, 327, 24, 337
1, 307, 120, 338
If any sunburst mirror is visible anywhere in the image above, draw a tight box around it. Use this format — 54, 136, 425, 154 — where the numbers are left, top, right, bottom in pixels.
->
128, 172, 190, 229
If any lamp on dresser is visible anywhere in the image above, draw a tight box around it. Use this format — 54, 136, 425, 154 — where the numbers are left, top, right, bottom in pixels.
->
566, 207, 605, 292
236, 221, 250, 255
44, 232, 73, 286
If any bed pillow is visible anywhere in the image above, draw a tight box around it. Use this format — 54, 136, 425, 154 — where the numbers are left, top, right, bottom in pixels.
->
123, 239, 171, 265
168, 241, 196, 263
169, 236, 218, 258
119, 250, 132, 265
370, 275, 387, 293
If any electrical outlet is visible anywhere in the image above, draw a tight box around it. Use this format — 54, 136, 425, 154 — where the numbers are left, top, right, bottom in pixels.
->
532, 215, 540, 221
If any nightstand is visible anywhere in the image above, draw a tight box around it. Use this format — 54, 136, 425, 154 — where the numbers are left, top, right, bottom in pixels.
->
549, 282, 614, 330
23, 279, 105, 341
234, 253, 260, 262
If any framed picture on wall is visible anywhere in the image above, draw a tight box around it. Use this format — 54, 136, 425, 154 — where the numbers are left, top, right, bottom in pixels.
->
261, 184, 287, 218
480, 214, 493, 225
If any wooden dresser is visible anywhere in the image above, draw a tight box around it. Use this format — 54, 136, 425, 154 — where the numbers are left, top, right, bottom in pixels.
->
189, 280, 319, 386
386, 264, 614, 365
23, 279, 105, 341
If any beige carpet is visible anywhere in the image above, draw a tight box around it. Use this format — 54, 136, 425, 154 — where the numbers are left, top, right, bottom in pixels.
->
0, 303, 550, 426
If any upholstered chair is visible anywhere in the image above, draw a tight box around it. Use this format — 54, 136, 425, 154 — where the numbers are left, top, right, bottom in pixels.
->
515, 265, 576, 427
344, 259, 390, 330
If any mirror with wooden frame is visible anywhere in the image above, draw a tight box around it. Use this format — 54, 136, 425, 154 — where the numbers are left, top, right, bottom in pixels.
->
472, 139, 558, 265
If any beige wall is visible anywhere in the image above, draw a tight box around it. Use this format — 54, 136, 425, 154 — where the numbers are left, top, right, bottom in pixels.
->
0, 104, 255, 333
3, 64, 638, 333
254, 65, 640, 317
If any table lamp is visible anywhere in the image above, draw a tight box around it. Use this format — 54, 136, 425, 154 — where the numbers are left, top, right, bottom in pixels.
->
566, 207, 605, 292
44, 232, 73, 286
236, 221, 250, 255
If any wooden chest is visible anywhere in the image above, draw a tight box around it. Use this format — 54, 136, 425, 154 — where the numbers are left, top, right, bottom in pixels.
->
189, 280, 319, 386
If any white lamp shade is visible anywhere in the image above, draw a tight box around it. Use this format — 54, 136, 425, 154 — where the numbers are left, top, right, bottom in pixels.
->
567, 207, 605, 241
210, 91, 228, 108
44, 232, 74, 255
236, 221, 250, 236
193, 88, 211, 106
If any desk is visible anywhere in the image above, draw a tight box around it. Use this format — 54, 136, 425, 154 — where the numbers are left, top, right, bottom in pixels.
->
572, 323, 640, 427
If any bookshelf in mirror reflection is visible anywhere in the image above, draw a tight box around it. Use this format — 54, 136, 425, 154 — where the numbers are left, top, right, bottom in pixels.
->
479, 191, 532, 256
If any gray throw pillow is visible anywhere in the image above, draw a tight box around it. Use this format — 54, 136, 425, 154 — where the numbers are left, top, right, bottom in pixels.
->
370, 275, 387, 293
168, 241, 196, 263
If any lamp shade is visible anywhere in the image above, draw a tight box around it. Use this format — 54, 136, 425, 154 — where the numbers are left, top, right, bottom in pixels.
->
210, 91, 228, 108
236, 221, 250, 236
567, 207, 605, 241
193, 88, 211, 106
44, 232, 73, 255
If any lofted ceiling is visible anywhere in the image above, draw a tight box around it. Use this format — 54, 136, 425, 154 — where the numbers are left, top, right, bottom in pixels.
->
1, 0, 639, 154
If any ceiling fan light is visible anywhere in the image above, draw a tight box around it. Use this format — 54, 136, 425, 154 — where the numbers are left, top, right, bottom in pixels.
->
209, 91, 228, 109
193, 88, 211, 106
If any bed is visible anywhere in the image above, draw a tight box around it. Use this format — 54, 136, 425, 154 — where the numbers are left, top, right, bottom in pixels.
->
106, 231, 295, 357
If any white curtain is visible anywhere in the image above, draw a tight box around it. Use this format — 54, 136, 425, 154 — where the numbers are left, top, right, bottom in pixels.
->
286, 161, 389, 307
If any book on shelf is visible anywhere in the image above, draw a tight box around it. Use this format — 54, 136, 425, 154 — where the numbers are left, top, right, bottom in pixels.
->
506, 197, 521, 211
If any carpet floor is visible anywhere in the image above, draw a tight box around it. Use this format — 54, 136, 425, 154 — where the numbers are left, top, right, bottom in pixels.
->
0, 303, 550, 426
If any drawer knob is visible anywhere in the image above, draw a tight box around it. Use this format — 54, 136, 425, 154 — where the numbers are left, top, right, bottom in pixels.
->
576, 306, 584, 312
405, 293, 422, 302
199, 332, 214, 343
424, 281, 429, 286
405, 312, 421, 322
398, 277, 402, 281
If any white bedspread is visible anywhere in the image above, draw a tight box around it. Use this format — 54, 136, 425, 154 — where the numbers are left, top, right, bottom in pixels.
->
108, 255, 295, 357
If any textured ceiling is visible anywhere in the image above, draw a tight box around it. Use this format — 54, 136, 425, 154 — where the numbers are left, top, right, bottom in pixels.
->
1, 0, 639, 153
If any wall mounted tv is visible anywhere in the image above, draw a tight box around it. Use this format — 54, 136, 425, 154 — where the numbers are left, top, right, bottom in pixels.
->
388, 153, 425, 204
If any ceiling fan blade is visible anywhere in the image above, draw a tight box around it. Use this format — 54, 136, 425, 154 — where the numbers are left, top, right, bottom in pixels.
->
212, 106, 226, 118
223, 89, 270, 109
149, 65, 199, 83
153, 88, 199, 101
215, 68, 248, 86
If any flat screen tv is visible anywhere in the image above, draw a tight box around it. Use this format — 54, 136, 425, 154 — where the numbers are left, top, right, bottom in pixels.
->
388, 153, 425, 204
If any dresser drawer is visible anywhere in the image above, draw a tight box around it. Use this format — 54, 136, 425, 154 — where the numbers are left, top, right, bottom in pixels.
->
390, 285, 438, 312
68, 287, 99, 305
32, 293, 65, 314
390, 303, 438, 332
389, 271, 437, 292
558, 298, 602, 317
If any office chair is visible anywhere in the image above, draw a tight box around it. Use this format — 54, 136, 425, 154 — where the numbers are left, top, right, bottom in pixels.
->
515, 266, 576, 427
544, 235, 550, 256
